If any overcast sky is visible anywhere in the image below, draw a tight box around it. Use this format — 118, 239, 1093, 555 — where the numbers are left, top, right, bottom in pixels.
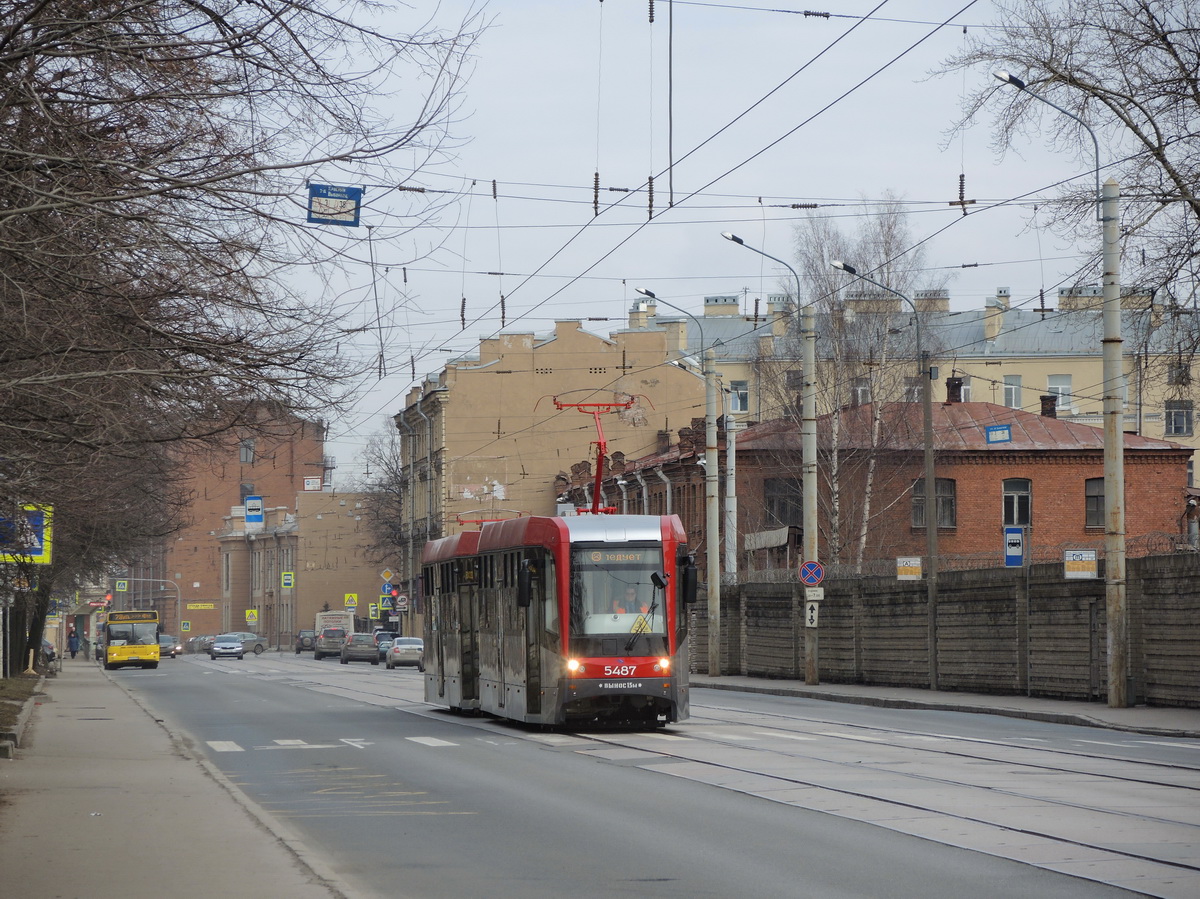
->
320, 0, 1101, 483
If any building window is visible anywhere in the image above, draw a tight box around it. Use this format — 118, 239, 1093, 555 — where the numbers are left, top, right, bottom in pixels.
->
903, 376, 921, 402
1168, 360, 1192, 386
1047, 375, 1073, 413
239, 438, 255, 464
959, 377, 973, 402
1085, 477, 1104, 528
912, 478, 957, 529
764, 477, 803, 528
1003, 478, 1032, 527
785, 370, 804, 389
1003, 375, 1021, 409
1166, 399, 1193, 437
729, 380, 750, 413
851, 377, 871, 406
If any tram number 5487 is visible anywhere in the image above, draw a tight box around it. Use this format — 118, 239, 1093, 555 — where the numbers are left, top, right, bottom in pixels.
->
605, 665, 638, 676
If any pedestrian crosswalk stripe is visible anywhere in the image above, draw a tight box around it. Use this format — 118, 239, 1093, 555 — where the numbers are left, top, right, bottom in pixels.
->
406, 736, 457, 747
207, 741, 244, 752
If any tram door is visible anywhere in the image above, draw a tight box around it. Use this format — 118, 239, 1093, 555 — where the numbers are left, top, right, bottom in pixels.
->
459, 581, 480, 704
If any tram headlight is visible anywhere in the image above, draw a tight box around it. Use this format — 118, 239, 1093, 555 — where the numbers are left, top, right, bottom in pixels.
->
567, 658, 582, 674
654, 658, 670, 673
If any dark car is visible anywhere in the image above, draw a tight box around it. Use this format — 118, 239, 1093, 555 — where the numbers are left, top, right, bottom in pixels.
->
294, 629, 316, 654
340, 633, 378, 665
373, 630, 398, 660
158, 635, 181, 658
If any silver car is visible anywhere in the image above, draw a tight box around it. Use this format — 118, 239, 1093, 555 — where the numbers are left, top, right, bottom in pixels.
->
209, 634, 244, 660
226, 631, 267, 654
385, 637, 424, 670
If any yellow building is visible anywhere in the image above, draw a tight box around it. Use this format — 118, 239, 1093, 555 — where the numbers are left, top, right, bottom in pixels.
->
391, 301, 788, 598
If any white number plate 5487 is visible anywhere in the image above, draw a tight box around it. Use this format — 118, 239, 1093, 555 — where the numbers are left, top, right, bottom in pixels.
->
604, 665, 637, 676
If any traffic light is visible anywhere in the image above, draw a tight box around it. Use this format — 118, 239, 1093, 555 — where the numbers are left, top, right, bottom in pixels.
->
104, 592, 113, 605
391, 587, 400, 599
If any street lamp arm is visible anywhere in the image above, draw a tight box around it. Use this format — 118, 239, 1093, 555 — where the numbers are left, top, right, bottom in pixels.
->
993, 71, 1101, 219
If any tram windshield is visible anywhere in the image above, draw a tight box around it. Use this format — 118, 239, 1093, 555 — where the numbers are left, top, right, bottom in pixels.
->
569, 546, 666, 642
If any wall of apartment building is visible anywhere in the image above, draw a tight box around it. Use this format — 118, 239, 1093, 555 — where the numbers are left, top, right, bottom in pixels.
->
394, 319, 714, 593
216, 492, 419, 645
163, 412, 327, 637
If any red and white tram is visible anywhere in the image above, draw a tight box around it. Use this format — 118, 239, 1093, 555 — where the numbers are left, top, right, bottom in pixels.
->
421, 514, 697, 727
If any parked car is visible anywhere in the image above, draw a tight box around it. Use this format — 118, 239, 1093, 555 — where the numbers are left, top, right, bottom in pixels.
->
294, 629, 316, 654
340, 633, 378, 665
313, 627, 346, 661
226, 631, 266, 654
157, 635, 182, 658
385, 637, 424, 670
209, 634, 244, 660
41, 639, 56, 664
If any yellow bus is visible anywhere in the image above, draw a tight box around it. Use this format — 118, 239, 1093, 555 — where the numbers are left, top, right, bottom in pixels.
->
103, 610, 160, 670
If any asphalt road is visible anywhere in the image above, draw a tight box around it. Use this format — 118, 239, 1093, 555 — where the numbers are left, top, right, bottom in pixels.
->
119, 652, 1199, 898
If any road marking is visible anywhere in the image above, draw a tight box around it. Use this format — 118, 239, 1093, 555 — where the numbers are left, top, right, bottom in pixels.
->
689, 731, 757, 741
341, 738, 374, 749
275, 739, 308, 745
644, 732, 690, 741
206, 741, 244, 752
1136, 740, 1200, 750
407, 736, 458, 747
819, 731, 885, 742
752, 731, 816, 741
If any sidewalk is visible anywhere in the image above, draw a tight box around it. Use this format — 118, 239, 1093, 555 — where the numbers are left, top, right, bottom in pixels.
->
690, 673, 1200, 738
0, 657, 345, 899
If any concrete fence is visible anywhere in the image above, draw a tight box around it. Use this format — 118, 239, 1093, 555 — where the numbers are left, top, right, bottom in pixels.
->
690, 551, 1200, 708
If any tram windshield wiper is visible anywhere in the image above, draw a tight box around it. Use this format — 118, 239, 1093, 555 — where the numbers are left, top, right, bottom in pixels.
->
624, 596, 659, 652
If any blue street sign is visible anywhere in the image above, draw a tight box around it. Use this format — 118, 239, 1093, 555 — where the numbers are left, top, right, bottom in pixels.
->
307, 183, 363, 227
381, 582, 395, 595
986, 424, 1012, 444
1004, 527, 1025, 567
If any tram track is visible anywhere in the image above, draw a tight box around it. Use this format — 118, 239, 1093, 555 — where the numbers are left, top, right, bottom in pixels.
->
561, 702, 1200, 890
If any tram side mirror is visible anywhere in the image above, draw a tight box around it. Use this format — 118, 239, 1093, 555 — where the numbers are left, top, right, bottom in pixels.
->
517, 560, 533, 608
651, 571, 668, 590
681, 556, 698, 604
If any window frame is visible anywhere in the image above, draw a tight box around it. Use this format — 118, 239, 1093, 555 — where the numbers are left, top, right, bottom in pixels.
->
912, 478, 957, 529
1085, 477, 1104, 529
1003, 478, 1032, 527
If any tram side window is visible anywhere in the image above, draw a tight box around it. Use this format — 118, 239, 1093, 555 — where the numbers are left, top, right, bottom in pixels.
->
541, 553, 558, 638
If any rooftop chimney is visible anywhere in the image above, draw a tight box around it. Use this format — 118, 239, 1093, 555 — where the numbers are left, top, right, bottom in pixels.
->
984, 288, 1010, 342
945, 377, 964, 404
1040, 394, 1058, 419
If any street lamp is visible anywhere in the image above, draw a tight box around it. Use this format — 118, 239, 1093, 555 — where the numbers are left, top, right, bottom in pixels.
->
723, 232, 821, 685
831, 261, 940, 691
722, 234, 817, 566
993, 70, 1127, 708
635, 287, 723, 676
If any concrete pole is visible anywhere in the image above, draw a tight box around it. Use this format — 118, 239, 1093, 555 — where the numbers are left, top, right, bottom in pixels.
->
921, 348, 939, 690
1101, 179, 1127, 707
704, 346, 722, 676
724, 418, 738, 577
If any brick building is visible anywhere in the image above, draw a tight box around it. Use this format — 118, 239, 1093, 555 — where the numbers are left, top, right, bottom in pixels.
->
125, 407, 333, 637
567, 387, 1194, 579
216, 491, 415, 645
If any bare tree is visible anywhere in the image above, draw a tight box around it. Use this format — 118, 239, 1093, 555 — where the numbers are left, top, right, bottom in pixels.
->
0, 1, 484, 491
940, 0, 1200, 303
751, 197, 945, 572
0, 2, 484, 666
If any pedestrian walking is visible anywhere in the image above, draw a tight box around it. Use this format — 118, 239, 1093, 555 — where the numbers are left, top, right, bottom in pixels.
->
68, 631, 80, 660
